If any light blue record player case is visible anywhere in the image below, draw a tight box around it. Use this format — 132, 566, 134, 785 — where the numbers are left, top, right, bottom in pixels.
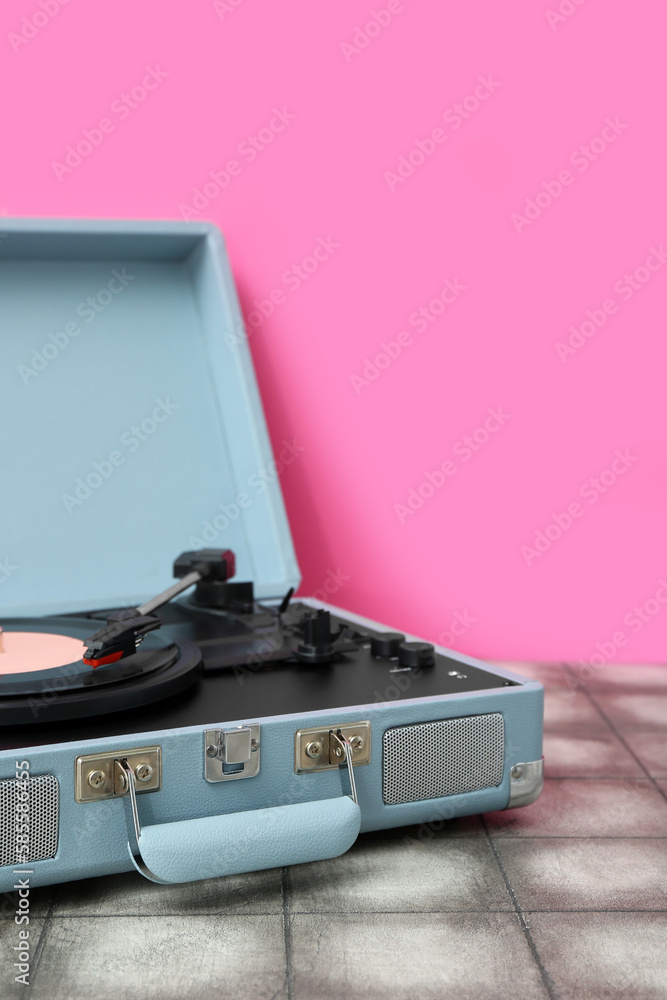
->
0, 218, 300, 618
0, 220, 543, 889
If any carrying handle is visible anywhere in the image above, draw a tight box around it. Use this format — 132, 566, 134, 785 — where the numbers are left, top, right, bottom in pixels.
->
118, 739, 361, 884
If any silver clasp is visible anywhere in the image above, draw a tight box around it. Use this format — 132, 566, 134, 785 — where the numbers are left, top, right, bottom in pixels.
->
204, 725, 261, 782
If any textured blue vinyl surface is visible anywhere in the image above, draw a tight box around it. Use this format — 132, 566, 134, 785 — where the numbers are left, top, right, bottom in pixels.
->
132, 795, 361, 883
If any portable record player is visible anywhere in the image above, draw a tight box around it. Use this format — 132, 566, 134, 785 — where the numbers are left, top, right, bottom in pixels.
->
0, 219, 543, 890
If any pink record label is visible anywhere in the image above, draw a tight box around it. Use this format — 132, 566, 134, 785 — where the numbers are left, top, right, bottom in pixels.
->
0, 630, 86, 674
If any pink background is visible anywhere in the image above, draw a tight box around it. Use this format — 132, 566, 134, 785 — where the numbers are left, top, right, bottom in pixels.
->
2, 1, 666, 665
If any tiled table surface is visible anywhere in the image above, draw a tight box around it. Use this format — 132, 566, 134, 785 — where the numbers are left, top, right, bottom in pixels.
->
2, 662, 666, 999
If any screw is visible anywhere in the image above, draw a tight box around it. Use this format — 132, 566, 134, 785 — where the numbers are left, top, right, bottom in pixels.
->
135, 763, 153, 782
349, 735, 365, 753
87, 770, 105, 789
511, 765, 524, 781
305, 740, 322, 759
251, 739, 259, 751
206, 745, 218, 758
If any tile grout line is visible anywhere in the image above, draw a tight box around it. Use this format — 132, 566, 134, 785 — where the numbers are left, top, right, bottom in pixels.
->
481, 817, 559, 1000
31, 906, 667, 918
280, 867, 294, 1000
563, 664, 667, 806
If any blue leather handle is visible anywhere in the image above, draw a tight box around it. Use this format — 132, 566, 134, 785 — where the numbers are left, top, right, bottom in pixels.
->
127, 795, 361, 883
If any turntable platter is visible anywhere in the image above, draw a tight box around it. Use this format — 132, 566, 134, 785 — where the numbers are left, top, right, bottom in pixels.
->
0, 617, 202, 724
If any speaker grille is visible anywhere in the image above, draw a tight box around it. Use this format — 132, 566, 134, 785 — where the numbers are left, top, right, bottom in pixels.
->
382, 713, 505, 804
0, 775, 59, 867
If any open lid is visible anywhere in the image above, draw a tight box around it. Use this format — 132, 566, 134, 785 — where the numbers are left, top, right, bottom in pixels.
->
0, 218, 300, 617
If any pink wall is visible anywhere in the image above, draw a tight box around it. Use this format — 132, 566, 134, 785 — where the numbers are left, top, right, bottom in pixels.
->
2, 1, 666, 664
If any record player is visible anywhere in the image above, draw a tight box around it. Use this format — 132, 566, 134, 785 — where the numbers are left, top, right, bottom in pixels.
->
0, 219, 543, 889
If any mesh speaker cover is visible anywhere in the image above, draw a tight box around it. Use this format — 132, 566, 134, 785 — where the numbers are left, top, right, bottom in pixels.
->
382, 713, 505, 804
0, 775, 59, 867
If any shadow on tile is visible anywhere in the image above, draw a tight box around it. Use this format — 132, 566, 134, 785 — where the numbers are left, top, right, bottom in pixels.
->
50, 866, 284, 917
485, 778, 667, 837
0, 883, 54, 920
0, 917, 45, 1000
496, 837, 667, 911
289, 825, 511, 913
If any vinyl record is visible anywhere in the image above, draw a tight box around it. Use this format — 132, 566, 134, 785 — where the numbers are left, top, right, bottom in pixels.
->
0, 617, 202, 725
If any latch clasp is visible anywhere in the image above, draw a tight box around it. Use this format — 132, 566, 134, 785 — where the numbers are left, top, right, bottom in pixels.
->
204, 725, 260, 782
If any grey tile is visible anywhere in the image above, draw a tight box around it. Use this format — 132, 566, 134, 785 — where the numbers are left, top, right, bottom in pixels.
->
289, 826, 511, 913
0, 917, 45, 999
542, 688, 610, 733
485, 778, 667, 838
290, 912, 550, 1000
29, 915, 286, 1000
496, 838, 667, 911
594, 692, 667, 731
621, 730, 667, 778
543, 729, 644, 778
568, 662, 667, 693
51, 866, 283, 916
529, 912, 667, 1000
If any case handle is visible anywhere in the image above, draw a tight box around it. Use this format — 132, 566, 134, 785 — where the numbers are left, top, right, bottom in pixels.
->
118, 738, 361, 884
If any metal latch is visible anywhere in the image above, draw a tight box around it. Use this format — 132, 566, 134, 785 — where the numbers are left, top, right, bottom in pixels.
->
294, 721, 371, 773
75, 746, 161, 803
204, 724, 260, 782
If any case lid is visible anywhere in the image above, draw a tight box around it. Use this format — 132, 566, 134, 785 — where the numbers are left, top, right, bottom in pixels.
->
0, 218, 300, 617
